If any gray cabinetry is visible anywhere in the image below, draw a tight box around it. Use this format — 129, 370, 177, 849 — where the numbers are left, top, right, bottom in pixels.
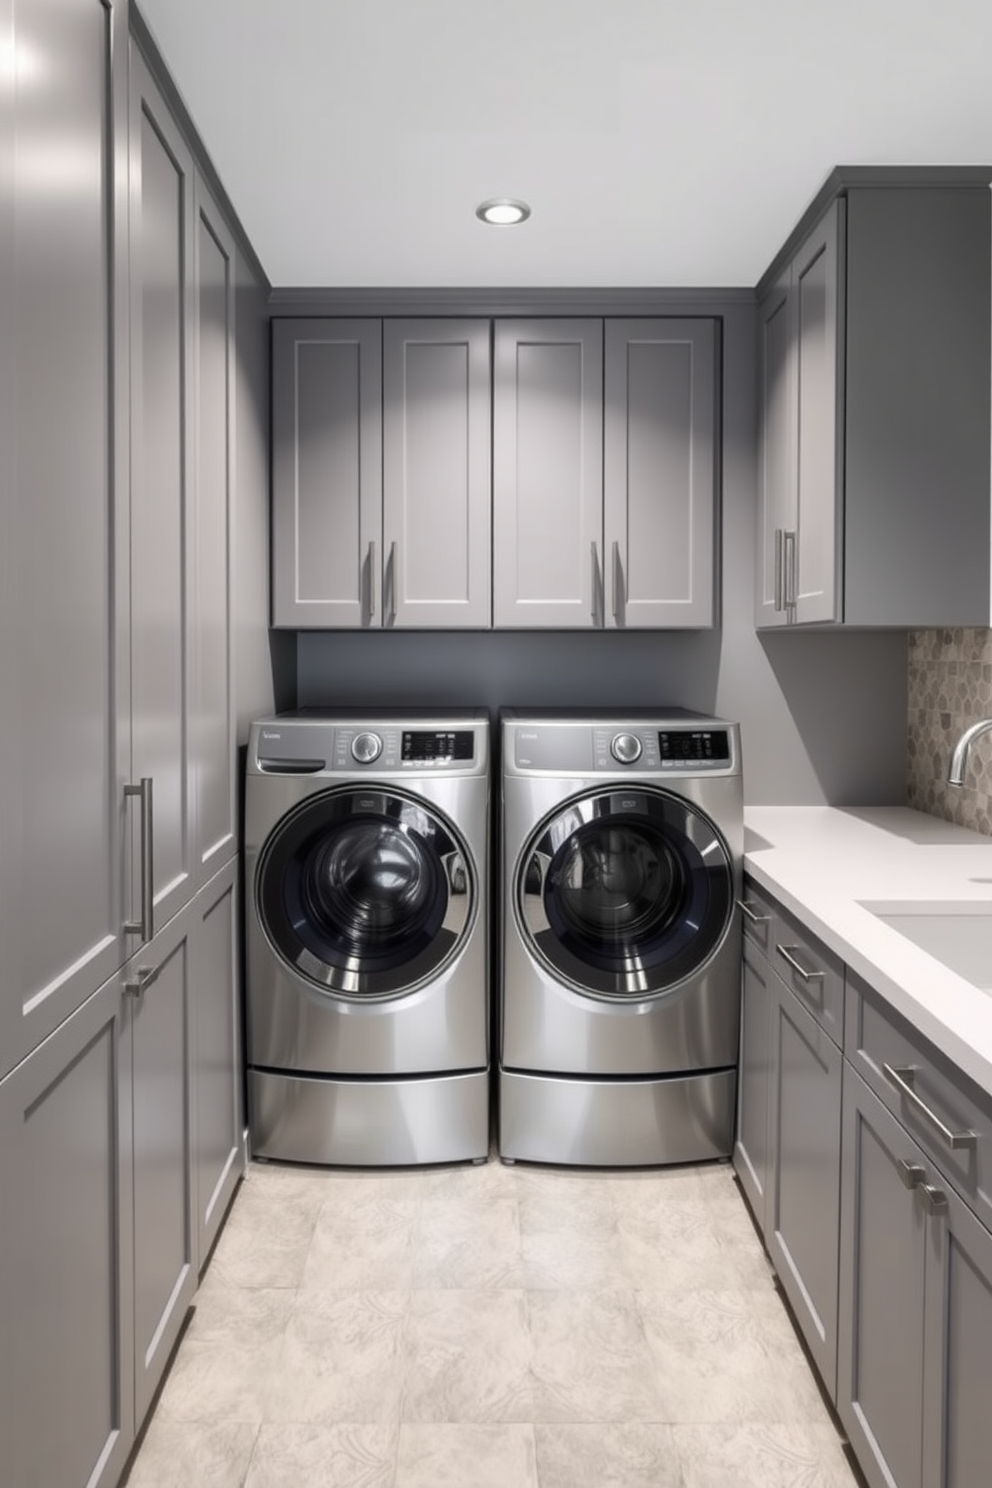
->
604, 319, 716, 628
493, 318, 604, 628
734, 880, 843, 1398
271, 318, 382, 627
272, 317, 491, 628
0, 0, 130, 1082
756, 176, 992, 628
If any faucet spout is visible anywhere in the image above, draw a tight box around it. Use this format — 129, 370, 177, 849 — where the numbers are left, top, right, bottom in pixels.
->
947, 719, 992, 787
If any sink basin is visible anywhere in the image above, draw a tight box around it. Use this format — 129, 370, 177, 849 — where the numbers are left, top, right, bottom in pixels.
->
859, 900, 992, 991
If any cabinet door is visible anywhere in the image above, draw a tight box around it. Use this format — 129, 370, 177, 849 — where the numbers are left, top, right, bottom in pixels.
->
734, 937, 774, 1230
921, 1179, 992, 1488
191, 178, 237, 881
0, 973, 134, 1488
190, 858, 244, 1271
0, 0, 131, 1081
755, 271, 794, 629
129, 904, 197, 1424
271, 318, 383, 627
766, 978, 842, 1399
128, 50, 196, 932
838, 1069, 927, 1488
793, 199, 844, 625
382, 319, 491, 628
493, 318, 604, 627
604, 319, 715, 628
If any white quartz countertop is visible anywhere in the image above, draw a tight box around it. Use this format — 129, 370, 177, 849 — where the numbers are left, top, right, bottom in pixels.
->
743, 806, 992, 1098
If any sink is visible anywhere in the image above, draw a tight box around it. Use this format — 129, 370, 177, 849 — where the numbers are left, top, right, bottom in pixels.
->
859, 900, 992, 991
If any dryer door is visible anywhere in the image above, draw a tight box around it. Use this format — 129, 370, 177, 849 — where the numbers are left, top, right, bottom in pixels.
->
256, 787, 474, 1001
517, 787, 733, 1000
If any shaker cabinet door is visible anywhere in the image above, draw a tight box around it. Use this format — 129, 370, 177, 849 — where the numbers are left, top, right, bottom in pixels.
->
493, 319, 604, 628
271, 318, 383, 628
755, 272, 795, 629
604, 319, 716, 628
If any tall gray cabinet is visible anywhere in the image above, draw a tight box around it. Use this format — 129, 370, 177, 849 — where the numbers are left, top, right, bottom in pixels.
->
755, 173, 992, 630
0, 12, 247, 1487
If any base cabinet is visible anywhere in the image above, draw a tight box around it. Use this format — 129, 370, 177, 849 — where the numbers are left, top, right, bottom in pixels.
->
0, 861, 243, 1488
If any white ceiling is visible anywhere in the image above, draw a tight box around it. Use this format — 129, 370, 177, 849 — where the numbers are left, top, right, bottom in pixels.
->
137, 0, 992, 290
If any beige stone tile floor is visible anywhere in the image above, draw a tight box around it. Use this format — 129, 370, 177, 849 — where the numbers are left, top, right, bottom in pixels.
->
122, 1156, 865, 1488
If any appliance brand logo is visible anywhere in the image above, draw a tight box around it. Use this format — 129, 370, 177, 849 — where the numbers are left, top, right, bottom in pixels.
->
261, 730, 281, 741
358, 798, 377, 811
620, 798, 638, 810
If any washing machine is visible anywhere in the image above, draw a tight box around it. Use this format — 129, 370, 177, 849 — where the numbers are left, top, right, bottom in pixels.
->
245, 709, 490, 1166
499, 708, 743, 1167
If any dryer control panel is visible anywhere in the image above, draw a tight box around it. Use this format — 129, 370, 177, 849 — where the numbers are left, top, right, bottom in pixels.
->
508, 716, 738, 776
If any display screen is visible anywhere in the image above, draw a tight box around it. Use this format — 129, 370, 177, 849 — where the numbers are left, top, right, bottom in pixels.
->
658, 729, 730, 764
401, 730, 474, 762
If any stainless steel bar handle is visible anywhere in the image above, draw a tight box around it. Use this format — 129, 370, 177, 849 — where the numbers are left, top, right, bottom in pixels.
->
590, 541, 602, 626
388, 541, 397, 626
368, 540, 376, 618
737, 899, 771, 926
883, 1063, 978, 1151
123, 966, 155, 998
776, 943, 825, 982
124, 777, 154, 943
917, 1184, 949, 1217
784, 529, 797, 609
774, 529, 785, 612
611, 540, 622, 623
896, 1159, 925, 1189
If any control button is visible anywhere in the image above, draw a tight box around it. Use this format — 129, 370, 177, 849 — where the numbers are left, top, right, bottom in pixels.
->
611, 732, 642, 765
351, 731, 383, 764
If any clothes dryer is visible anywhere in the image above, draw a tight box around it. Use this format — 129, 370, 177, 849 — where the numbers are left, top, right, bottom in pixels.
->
499, 709, 742, 1166
245, 709, 489, 1165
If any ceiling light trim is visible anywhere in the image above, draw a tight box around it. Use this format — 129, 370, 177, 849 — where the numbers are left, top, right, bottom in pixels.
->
476, 197, 532, 226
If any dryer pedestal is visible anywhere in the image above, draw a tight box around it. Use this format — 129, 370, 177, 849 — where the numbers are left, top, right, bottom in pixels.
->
498, 1068, 736, 1167
250, 1069, 490, 1167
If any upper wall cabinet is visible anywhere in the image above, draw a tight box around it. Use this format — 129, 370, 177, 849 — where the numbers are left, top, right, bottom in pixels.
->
274, 313, 718, 630
272, 317, 492, 628
756, 178, 992, 629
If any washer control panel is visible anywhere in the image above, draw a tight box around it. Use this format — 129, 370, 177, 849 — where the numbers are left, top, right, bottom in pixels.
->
510, 721, 736, 775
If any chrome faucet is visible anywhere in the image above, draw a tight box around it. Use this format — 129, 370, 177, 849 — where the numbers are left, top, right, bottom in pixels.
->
947, 719, 992, 787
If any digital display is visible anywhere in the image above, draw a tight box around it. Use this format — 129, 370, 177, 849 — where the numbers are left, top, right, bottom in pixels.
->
658, 729, 731, 764
401, 730, 474, 762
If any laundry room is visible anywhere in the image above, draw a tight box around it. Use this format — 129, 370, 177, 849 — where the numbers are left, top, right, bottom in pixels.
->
5, 4, 992, 1488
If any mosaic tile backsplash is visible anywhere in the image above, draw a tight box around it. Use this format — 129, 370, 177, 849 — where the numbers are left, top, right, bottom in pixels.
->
908, 628, 992, 836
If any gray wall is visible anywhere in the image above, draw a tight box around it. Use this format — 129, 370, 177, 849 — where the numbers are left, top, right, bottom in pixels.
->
293, 299, 909, 807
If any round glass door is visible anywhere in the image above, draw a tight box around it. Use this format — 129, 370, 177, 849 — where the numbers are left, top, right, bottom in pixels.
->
517, 788, 733, 1000
257, 787, 474, 1000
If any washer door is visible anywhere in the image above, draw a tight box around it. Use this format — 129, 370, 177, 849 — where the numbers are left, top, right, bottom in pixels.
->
257, 787, 474, 1001
517, 787, 733, 1000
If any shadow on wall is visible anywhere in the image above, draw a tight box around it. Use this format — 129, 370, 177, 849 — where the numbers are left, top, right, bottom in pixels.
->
909, 628, 992, 836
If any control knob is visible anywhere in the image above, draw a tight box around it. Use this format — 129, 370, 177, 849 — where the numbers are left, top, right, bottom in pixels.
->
351, 731, 383, 764
611, 732, 642, 765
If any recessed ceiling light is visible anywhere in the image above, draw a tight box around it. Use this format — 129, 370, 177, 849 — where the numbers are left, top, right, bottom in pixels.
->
476, 198, 532, 226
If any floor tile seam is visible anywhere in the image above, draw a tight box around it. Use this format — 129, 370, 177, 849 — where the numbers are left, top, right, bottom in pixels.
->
237, 1422, 265, 1488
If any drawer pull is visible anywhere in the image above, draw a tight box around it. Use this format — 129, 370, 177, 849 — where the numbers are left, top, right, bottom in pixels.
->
896, 1159, 925, 1189
883, 1064, 978, 1151
776, 943, 825, 982
738, 899, 771, 926
917, 1183, 948, 1217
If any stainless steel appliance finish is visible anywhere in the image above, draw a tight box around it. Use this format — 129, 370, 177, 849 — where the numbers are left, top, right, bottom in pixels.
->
246, 709, 490, 1165
499, 709, 743, 1167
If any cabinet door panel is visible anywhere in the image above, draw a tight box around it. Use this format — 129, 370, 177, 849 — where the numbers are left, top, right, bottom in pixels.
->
922, 1183, 992, 1488
839, 1069, 926, 1488
794, 199, 843, 624
129, 52, 195, 929
130, 909, 197, 1423
604, 319, 715, 628
192, 859, 243, 1270
0, 974, 133, 1488
755, 275, 793, 628
1, 0, 130, 1079
767, 980, 842, 1397
271, 318, 382, 627
192, 181, 236, 879
383, 319, 491, 627
734, 938, 773, 1230
493, 319, 603, 627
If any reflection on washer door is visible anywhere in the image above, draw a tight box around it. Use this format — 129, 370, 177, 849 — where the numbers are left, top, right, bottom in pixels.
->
555, 825, 684, 946
306, 823, 434, 948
